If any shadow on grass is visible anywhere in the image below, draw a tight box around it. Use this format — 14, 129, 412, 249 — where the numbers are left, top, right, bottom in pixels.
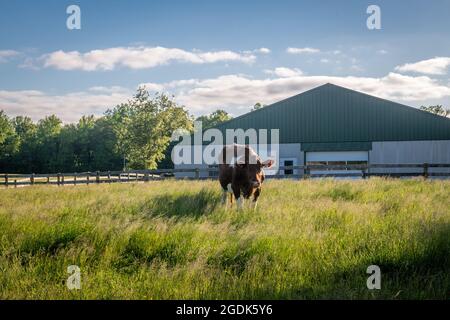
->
231, 221, 450, 300
144, 188, 220, 220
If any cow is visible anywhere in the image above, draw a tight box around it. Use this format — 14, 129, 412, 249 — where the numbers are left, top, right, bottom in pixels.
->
218, 144, 275, 209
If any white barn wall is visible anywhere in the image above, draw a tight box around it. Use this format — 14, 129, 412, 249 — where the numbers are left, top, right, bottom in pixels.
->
174, 143, 303, 178
369, 140, 450, 174
173, 140, 450, 177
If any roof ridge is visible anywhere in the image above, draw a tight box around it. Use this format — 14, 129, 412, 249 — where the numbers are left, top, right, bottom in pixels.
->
214, 83, 331, 129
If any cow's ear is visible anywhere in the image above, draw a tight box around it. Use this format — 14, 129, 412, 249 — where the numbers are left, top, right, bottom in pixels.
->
261, 159, 275, 168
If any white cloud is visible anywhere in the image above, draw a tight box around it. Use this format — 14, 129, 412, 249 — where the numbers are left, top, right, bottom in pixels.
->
256, 47, 271, 54
41, 46, 257, 71
264, 67, 303, 78
3, 72, 450, 122
320, 58, 330, 63
0, 87, 132, 122
286, 47, 320, 54
141, 72, 450, 115
0, 50, 20, 63
395, 57, 450, 75
377, 49, 388, 55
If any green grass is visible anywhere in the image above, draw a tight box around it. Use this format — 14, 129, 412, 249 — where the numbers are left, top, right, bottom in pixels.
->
0, 178, 449, 299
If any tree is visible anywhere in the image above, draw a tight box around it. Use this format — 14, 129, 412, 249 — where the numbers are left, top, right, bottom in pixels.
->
251, 102, 265, 111
0, 88, 192, 173
420, 105, 450, 117
195, 109, 232, 129
10, 116, 37, 172
0, 111, 19, 171
34, 115, 62, 172
106, 87, 193, 170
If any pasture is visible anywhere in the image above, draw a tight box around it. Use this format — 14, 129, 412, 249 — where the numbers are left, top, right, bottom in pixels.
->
0, 178, 449, 299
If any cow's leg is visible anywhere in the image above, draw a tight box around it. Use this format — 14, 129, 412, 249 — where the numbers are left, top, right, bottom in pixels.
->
221, 188, 228, 205
226, 183, 234, 206
252, 188, 261, 210
232, 185, 242, 210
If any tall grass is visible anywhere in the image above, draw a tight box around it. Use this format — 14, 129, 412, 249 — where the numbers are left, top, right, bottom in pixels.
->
0, 178, 449, 299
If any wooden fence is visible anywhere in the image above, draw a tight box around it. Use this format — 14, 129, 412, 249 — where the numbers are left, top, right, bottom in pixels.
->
1, 163, 450, 187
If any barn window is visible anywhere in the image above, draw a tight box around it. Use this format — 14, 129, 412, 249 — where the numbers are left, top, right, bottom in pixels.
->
284, 160, 294, 175
279, 158, 298, 175
305, 151, 368, 175
208, 165, 218, 177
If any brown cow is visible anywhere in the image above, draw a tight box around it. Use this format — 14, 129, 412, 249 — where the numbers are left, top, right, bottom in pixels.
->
218, 144, 274, 209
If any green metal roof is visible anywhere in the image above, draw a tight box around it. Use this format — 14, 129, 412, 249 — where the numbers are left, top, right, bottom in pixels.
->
214, 83, 450, 147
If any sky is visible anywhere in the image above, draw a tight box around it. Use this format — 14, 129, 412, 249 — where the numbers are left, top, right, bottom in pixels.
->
1, 0, 450, 122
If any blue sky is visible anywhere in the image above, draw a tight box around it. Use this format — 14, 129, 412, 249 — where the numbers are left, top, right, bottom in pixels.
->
1, 0, 450, 122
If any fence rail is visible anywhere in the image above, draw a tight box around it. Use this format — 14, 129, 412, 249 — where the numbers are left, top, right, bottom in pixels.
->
1, 163, 450, 187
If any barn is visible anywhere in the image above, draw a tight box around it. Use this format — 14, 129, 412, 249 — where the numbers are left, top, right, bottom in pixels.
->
175, 83, 450, 177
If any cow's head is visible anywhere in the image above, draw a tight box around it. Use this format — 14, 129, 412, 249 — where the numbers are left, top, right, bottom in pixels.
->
236, 158, 275, 188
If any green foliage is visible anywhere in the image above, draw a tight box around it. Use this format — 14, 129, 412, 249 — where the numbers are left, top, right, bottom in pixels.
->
420, 105, 450, 117
195, 109, 232, 129
251, 102, 265, 111
0, 179, 449, 299
0, 111, 19, 162
106, 87, 193, 169
0, 88, 192, 173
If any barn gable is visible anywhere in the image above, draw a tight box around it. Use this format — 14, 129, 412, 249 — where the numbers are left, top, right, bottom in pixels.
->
214, 83, 450, 149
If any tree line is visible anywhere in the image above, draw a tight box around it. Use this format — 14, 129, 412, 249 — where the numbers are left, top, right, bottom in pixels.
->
0, 87, 232, 174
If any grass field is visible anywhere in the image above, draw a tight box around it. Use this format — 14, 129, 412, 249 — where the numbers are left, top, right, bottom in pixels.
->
0, 178, 449, 299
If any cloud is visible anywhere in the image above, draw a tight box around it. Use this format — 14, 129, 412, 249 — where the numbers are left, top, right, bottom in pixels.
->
377, 49, 388, 55
41, 46, 257, 71
0, 87, 132, 122
0, 50, 20, 63
286, 47, 320, 54
256, 47, 271, 54
264, 67, 303, 78
141, 72, 450, 115
2, 72, 450, 122
395, 57, 450, 75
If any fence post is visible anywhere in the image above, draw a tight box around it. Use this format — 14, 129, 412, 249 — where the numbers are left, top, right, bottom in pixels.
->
57, 173, 60, 186
195, 168, 200, 180
96, 171, 100, 184
14, 179, 17, 188
423, 163, 429, 179
144, 171, 149, 182
87, 172, 90, 185
4, 174, 8, 187
107, 171, 111, 183
30, 173, 35, 185
47, 175, 50, 184
362, 167, 366, 179
303, 166, 309, 180
61, 174, 65, 185
74, 173, 77, 185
